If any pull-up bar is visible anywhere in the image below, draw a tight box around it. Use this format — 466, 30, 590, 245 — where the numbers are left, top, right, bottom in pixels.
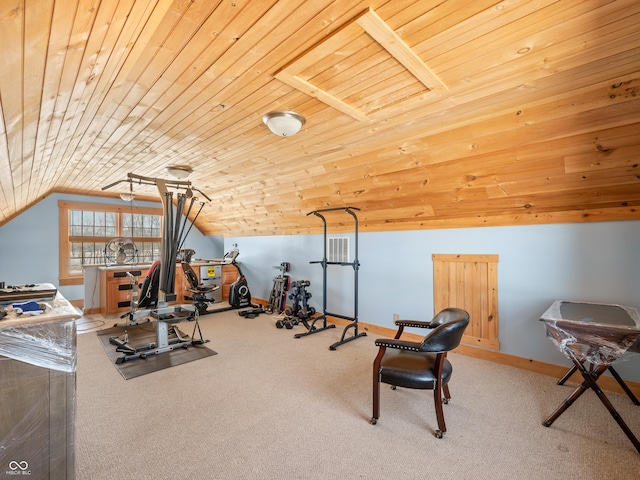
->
306, 206, 361, 215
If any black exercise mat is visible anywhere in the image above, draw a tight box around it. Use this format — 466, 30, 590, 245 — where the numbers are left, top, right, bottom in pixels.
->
96, 324, 216, 380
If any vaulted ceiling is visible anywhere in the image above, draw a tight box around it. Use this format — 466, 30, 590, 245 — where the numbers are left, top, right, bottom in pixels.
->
1, 0, 639, 236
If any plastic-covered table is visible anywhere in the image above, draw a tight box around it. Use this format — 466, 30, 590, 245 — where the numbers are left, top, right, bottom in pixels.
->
539, 300, 640, 454
1, 286, 79, 477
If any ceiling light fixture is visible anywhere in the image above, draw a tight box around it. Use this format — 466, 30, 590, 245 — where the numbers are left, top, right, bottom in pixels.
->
119, 192, 135, 202
119, 181, 135, 202
262, 111, 306, 137
166, 165, 193, 179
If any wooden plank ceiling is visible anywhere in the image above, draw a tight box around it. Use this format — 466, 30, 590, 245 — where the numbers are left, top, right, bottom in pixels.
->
0, 0, 639, 236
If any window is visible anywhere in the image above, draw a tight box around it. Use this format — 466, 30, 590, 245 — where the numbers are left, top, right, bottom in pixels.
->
59, 201, 163, 285
121, 213, 162, 263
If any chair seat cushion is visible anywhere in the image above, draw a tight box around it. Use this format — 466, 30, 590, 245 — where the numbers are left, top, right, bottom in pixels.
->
189, 286, 216, 294
379, 351, 452, 390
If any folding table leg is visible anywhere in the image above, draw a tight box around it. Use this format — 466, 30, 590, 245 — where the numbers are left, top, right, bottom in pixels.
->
542, 380, 591, 427
557, 365, 578, 385
589, 375, 640, 454
543, 361, 640, 454
558, 363, 640, 406
608, 366, 640, 406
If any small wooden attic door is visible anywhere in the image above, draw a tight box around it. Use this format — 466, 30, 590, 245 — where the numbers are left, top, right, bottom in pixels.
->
433, 254, 499, 350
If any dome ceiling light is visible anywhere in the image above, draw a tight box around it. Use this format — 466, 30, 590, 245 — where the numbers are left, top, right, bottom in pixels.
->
262, 111, 306, 137
166, 165, 193, 179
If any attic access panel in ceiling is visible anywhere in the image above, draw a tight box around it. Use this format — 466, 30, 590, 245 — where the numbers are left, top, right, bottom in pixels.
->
275, 8, 448, 122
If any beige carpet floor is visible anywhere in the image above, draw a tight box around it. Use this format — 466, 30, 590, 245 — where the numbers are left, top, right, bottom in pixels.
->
74, 310, 640, 479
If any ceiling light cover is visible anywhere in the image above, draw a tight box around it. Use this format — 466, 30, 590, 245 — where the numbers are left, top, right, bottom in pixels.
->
166, 165, 193, 179
119, 192, 135, 202
262, 111, 306, 137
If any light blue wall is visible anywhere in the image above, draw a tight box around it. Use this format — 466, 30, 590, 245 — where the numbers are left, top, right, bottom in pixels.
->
227, 220, 640, 383
0, 193, 223, 300
2, 196, 638, 383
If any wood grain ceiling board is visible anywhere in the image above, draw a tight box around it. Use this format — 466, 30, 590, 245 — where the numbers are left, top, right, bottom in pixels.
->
275, 8, 447, 122
0, 0, 639, 236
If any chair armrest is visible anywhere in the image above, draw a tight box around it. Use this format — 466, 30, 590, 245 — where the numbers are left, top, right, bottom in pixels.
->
374, 338, 421, 352
394, 319, 432, 329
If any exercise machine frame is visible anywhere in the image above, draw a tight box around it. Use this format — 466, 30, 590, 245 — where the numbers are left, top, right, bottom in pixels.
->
299, 206, 366, 350
102, 173, 210, 363
113, 271, 151, 328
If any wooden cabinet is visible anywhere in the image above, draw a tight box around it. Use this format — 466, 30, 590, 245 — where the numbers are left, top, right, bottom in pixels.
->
99, 263, 239, 313
221, 264, 240, 300
99, 266, 145, 315
99, 265, 190, 315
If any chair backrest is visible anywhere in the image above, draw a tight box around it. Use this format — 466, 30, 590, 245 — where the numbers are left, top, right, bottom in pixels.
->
419, 309, 470, 353
181, 262, 200, 289
429, 307, 469, 328
138, 261, 161, 308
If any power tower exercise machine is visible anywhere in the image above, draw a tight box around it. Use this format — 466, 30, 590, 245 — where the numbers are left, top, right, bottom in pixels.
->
298, 206, 366, 350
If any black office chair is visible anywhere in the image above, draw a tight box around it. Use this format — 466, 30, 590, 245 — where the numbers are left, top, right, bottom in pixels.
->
370, 308, 470, 438
181, 262, 219, 315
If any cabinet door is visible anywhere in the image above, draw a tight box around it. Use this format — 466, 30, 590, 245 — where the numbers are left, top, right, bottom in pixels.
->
221, 265, 239, 300
175, 267, 191, 304
100, 268, 144, 314
107, 280, 138, 312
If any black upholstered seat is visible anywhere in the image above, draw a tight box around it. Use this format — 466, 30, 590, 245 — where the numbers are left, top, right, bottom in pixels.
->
371, 308, 470, 438
181, 262, 218, 314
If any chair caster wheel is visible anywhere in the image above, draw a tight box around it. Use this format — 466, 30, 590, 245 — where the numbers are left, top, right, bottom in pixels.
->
275, 320, 284, 328
370, 418, 377, 425
435, 430, 444, 439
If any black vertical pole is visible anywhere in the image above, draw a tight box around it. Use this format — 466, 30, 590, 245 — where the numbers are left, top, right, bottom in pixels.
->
315, 211, 328, 324
345, 207, 359, 330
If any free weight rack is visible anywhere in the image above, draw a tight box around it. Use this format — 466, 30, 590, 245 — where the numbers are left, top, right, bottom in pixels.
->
300, 206, 366, 350
275, 280, 316, 329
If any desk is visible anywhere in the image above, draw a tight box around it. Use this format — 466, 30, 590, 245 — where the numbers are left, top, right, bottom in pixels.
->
539, 300, 640, 454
